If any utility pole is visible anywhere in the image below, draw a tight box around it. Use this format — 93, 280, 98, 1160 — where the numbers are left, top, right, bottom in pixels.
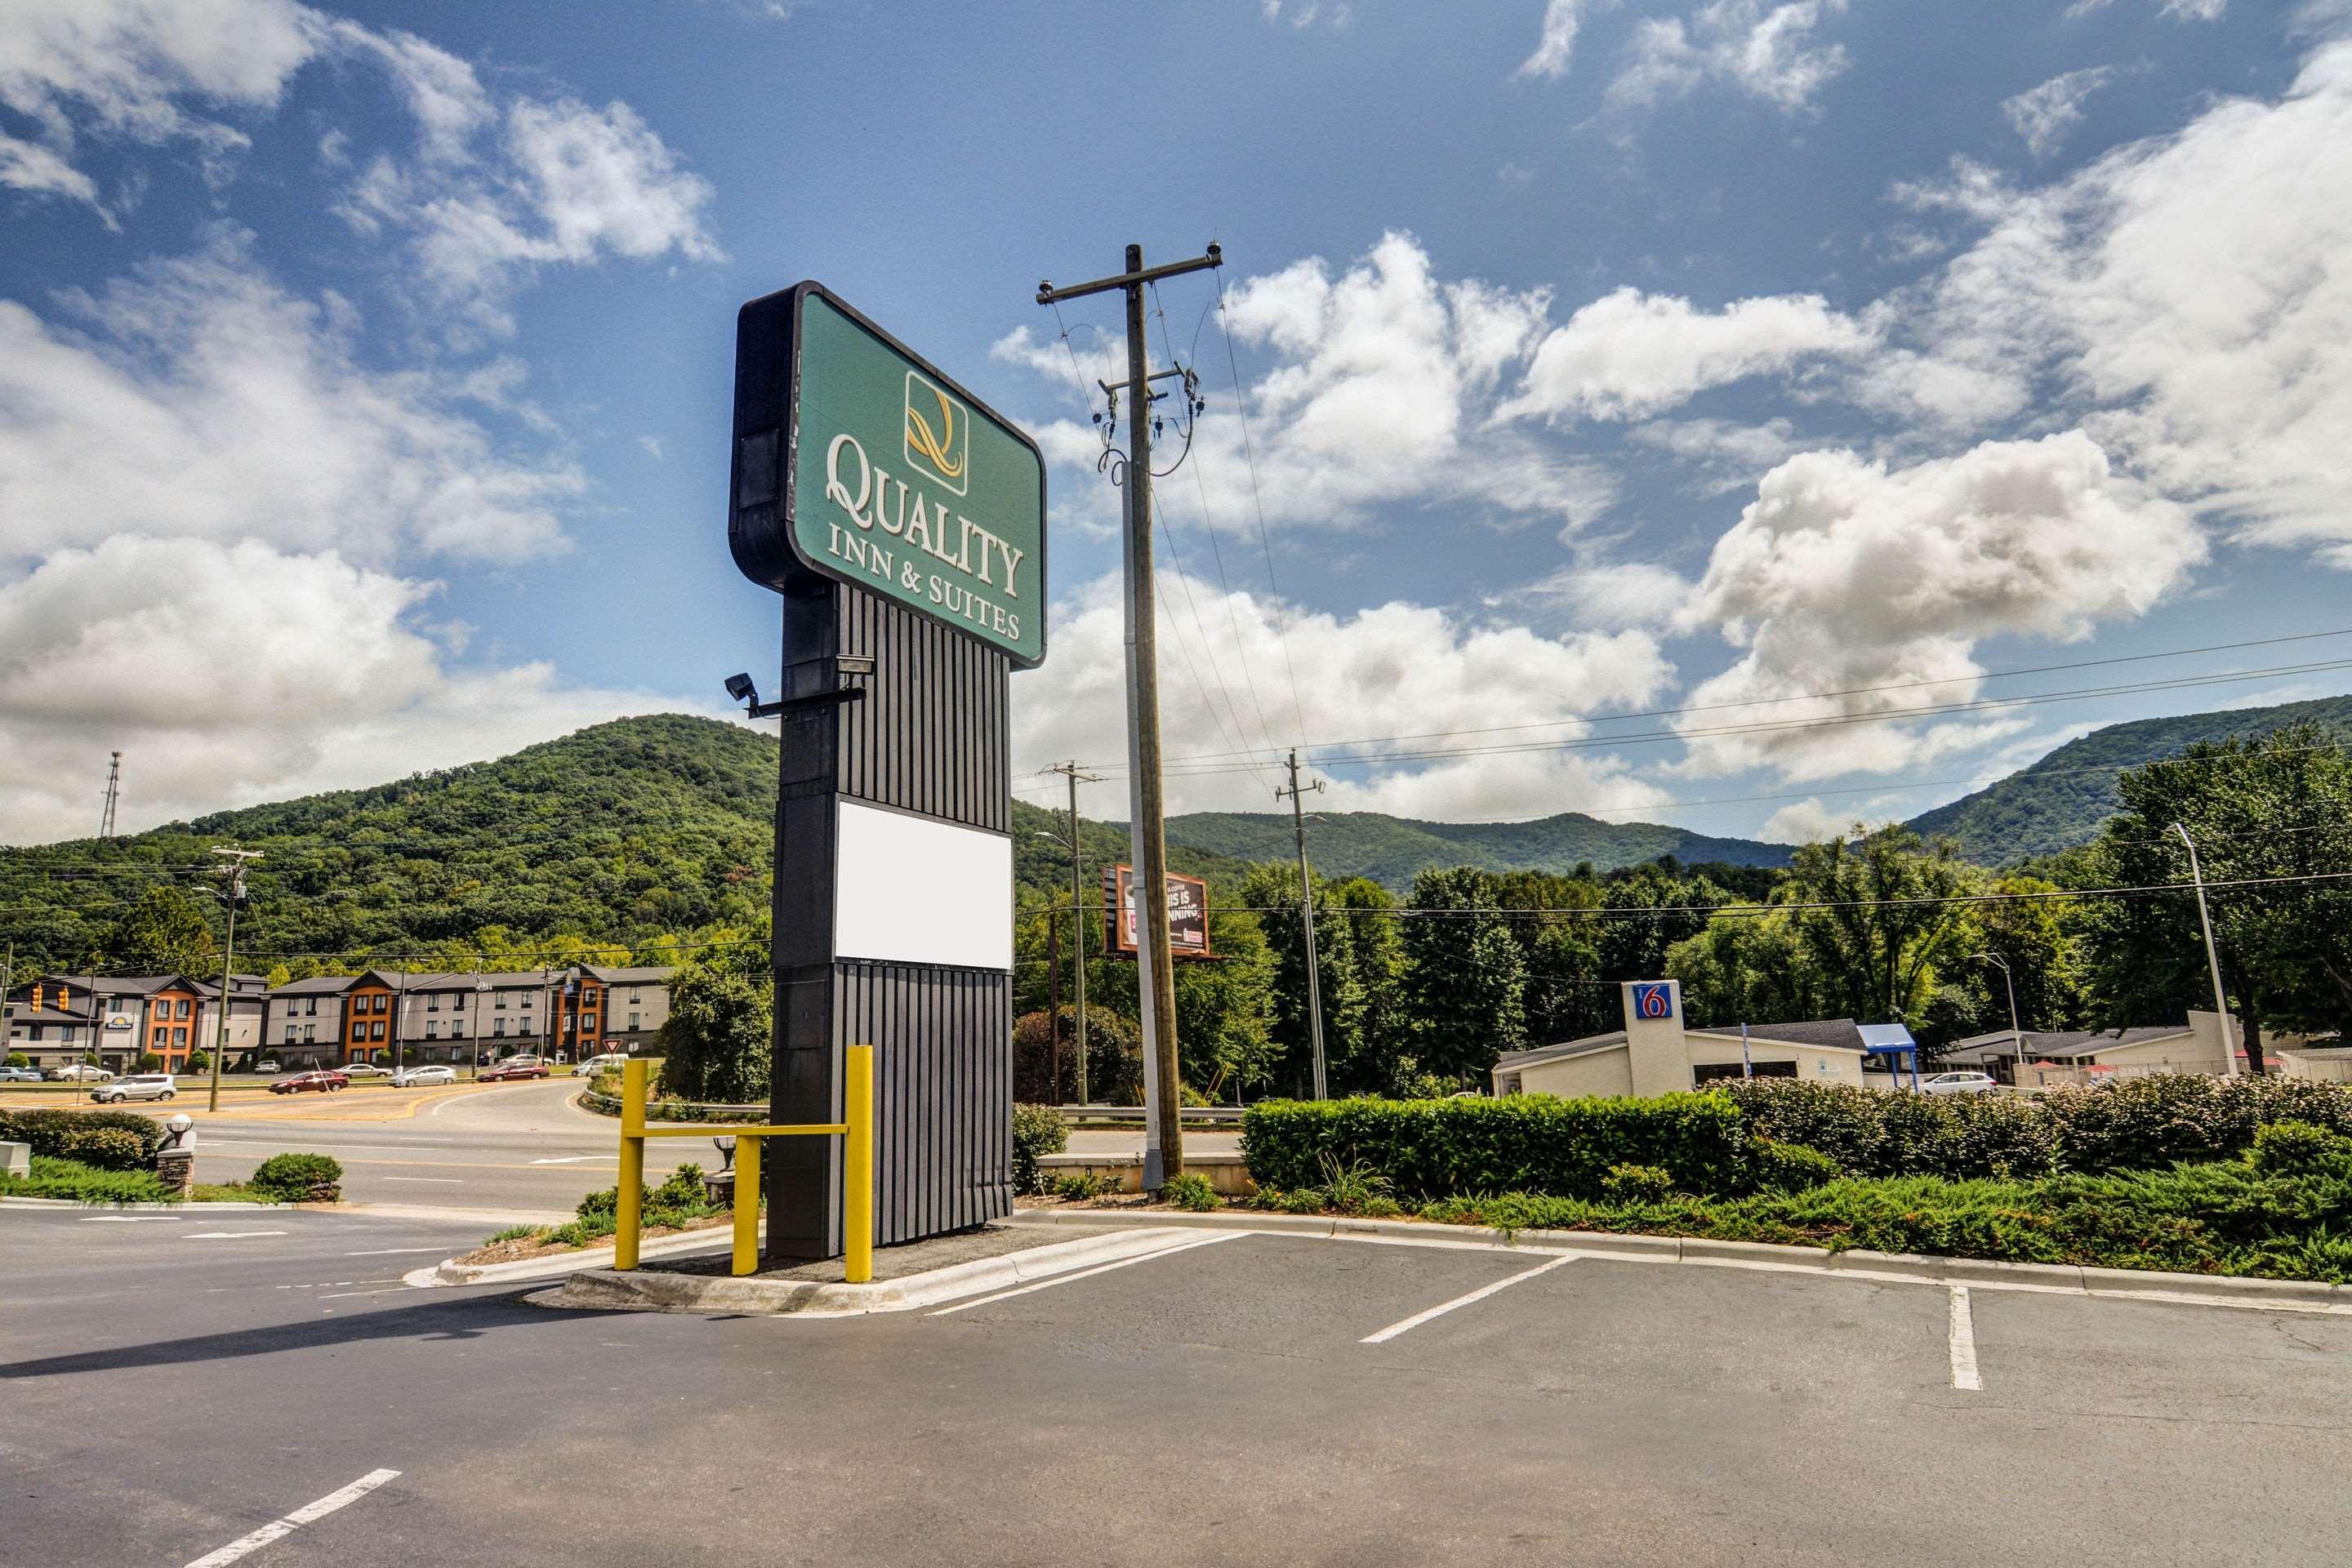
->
99, 751, 121, 839
207, 848, 261, 1112
1276, 748, 1330, 1099
1973, 951, 2023, 1086
2172, 822, 2242, 1076
1045, 760, 1104, 1103
1038, 242, 1222, 1185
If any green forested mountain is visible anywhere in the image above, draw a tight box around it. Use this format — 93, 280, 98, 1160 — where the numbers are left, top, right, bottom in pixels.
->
1902, 694, 2352, 862
1160, 809, 1793, 888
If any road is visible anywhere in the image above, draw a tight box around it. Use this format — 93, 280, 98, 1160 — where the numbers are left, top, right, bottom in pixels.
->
9, 1078, 710, 1223
6, 1204, 2349, 1566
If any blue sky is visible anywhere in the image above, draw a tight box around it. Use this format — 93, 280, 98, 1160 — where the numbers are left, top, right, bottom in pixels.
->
3, 0, 2349, 844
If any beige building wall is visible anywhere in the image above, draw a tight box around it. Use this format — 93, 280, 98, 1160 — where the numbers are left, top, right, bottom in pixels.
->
1686, 1035, 1867, 1086
1517, 1046, 1637, 1098
2095, 1011, 2234, 1075
2274, 1049, 2352, 1083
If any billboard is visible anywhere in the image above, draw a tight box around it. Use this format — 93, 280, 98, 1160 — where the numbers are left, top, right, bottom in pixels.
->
1102, 866, 1211, 960
728, 283, 1048, 666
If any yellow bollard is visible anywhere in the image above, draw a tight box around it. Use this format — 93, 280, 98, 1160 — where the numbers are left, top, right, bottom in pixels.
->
731, 1133, 762, 1276
615, 1056, 648, 1271
844, 1044, 875, 1285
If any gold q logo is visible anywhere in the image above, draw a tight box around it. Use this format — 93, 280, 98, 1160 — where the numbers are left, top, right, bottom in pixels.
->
903, 371, 969, 496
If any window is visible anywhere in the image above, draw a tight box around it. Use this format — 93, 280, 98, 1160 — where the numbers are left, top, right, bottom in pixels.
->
285, 1027, 298, 1044
372, 1020, 386, 1041
305, 998, 318, 1016
302, 1024, 315, 1043
1694, 1061, 1797, 1083
629, 988, 643, 1005
172, 1027, 188, 1048
427, 993, 440, 1011
425, 1022, 439, 1040
452, 1019, 466, 1037
493, 1019, 506, 1037
627, 1013, 639, 1031
495, 995, 508, 1009
174, 999, 191, 1020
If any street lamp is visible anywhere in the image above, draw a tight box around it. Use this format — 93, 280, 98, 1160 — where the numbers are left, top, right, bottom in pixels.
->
1972, 952, 2024, 1086
2172, 822, 2242, 1076
470, 980, 489, 1080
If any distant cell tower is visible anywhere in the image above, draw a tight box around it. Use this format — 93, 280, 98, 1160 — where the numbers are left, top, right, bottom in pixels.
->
99, 751, 121, 839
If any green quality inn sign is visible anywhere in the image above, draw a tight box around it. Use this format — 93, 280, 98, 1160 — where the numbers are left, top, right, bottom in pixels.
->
728, 283, 1048, 666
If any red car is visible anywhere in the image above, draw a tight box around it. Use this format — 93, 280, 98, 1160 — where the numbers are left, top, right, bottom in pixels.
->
269, 1069, 350, 1095
478, 1059, 550, 1082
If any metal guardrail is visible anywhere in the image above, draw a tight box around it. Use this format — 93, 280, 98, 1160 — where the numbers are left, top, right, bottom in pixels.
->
1055, 1103, 1246, 1125
613, 1051, 874, 1283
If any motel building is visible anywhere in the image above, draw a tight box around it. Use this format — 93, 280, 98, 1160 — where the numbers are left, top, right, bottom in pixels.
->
1490, 979, 1913, 1098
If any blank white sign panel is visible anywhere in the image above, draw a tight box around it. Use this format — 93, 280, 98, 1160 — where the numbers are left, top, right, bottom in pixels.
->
832, 800, 1013, 969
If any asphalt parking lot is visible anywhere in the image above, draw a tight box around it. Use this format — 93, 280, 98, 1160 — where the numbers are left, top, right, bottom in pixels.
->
6, 1208, 2349, 1566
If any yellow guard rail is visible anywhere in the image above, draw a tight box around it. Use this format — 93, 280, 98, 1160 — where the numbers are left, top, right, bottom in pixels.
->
612, 1047, 874, 1283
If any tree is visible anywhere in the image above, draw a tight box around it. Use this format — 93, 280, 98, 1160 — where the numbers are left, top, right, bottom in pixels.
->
654, 929, 770, 1103
1242, 862, 1365, 1098
1783, 826, 1978, 1027
2080, 724, 2352, 1063
1666, 911, 1820, 1028
1330, 877, 1409, 1091
1401, 867, 1526, 1085
1013, 1005, 1143, 1104
105, 885, 218, 976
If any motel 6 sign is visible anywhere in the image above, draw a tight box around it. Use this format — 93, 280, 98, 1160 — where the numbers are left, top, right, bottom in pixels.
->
729, 283, 1048, 667
1632, 982, 1675, 1021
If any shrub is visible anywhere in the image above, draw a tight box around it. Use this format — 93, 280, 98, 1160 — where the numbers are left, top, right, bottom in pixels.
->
247, 1152, 344, 1202
1316, 1153, 1395, 1215
0, 1155, 173, 1204
1011, 1103, 1068, 1196
1241, 1091, 1745, 1200
136, 1052, 163, 1072
1600, 1163, 1676, 1204
1750, 1140, 1842, 1194
2251, 1120, 2352, 1178
2041, 1075, 2352, 1174
61, 1126, 152, 1172
1051, 1170, 1116, 1201
1711, 1079, 2059, 1182
1160, 1171, 1221, 1211
0, 1108, 166, 1167
185, 1050, 209, 1076
3, 1052, 29, 1068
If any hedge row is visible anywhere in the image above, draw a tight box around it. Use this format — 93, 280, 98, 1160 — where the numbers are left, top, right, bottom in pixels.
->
0, 1108, 167, 1171
1713, 1073, 2352, 1182
1241, 1093, 1747, 1200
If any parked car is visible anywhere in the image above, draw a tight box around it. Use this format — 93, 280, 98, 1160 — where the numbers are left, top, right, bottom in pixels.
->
478, 1059, 550, 1082
0, 1064, 44, 1082
47, 1064, 114, 1082
572, 1052, 630, 1078
268, 1069, 349, 1095
94, 1073, 176, 1103
341, 1062, 393, 1079
391, 1064, 456, 1087
1920, 1071, 1998, 1096
254, 1059, 281, 1073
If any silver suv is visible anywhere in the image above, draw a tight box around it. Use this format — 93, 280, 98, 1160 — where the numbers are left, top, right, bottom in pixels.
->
94, 1073, 176, 1103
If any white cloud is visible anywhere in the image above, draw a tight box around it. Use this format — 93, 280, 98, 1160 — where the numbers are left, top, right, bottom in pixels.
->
1630, 416, 1803, 492
2067, 0, 2228, 19
1024, 232, 1617, 538
0, 536, 697, 842
0, 0, 327, 215
1874, 41, 2352, 564
1015, 573, 1673, 821
0, 234, 578, 565
2002, 66, 2116, 158
1672, 431, 2205, 779
1513, 559, 1694, 631
1610, 0, 1851, 113
1517, 0, 1601, 81
1501, 286, 1873, 423
1759, 798, 1844, 843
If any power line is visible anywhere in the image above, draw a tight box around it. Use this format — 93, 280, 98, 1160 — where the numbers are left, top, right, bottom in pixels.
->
1212, 262, 1309, 746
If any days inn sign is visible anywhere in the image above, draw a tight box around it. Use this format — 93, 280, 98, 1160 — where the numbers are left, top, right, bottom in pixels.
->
729, 283, 1048, 666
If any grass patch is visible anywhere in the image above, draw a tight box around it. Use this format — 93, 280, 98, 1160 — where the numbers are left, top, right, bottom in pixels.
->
0, 1155, 174, 1204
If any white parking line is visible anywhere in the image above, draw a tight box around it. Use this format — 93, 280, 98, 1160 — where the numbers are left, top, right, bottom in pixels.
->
183, 1468, 400, 1567
929, 1232, 1244, 1316
528, 1156, 605, 1165
1361, 1254, 1579, 1344
317, 1288, 406, 1299
1949, 1285, 1982, 1391
182, 1231, 289, 1241
345, 1247, 449, 1257
381, 1176, 462, 1184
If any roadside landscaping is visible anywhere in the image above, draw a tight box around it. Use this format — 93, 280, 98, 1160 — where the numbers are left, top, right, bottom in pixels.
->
459, 1163, 733, 1264
0, 1107, 341, 1204
1015, 1075, 2352, 1283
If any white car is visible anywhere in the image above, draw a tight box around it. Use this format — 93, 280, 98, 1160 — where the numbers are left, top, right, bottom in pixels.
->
572, 1052, 630, 1078
1920, 1071, 1998, 1096
94, 1072, 175, 1102
341, 1062, 394, 1079
47, 1063, 114, 1082
391, 1064, 456, 1087
254, 1059, 281, 1073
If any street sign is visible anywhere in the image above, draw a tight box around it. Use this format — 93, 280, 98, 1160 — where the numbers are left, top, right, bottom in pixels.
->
730, 283, 1048, 667
1104, 866, 1211, 959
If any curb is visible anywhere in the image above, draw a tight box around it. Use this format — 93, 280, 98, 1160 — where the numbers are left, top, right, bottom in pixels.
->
536, 1227, 1206, 1316
1002, 1208, 2352, 1311
1, 1195, 292, 1211
422, 1224, 737, 1286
